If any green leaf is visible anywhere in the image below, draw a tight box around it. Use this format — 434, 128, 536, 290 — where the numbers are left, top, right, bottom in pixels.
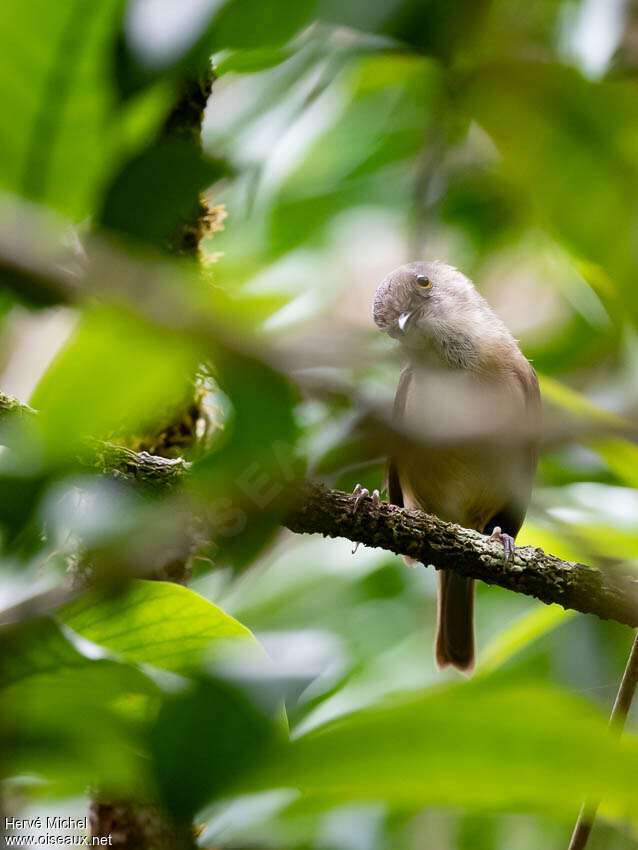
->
1, 661, 156, 797
594, 438, 638, 490
0, 618, 158, 797
151, 676, 279, 820
0, 471, 52, 549
358, 0, 490, 59
0, 617, 89, 687
458, 814, 498, 850
215, 47, 295, 76
0, 0, 166, 219
440, 168, 526, 251
31, 305, 198, 455
539, 374, 638, 490
0, 613, 168, 799
538, 374, 623, 428
60, 579, 255, 676
0, 614, 160, 701
251, 679, 638, 815
476, 604, 575, 676
119, 0, 315, 97
467, 62, 638, 323
192, 347, 301, 569
209, 0, 318, 50
269, 54, 437, 256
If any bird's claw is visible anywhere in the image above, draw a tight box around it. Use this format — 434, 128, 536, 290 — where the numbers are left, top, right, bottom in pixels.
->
490, 526, 516, 562
352, 483, 381, 513
351, 484, 380, 555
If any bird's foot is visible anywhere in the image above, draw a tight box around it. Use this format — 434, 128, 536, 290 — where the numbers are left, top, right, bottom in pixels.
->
351, 484, 380, 554
352, 483, 381, 512
490, 526, 516, 562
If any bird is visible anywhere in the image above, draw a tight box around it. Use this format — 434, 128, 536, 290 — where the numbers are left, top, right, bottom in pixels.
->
371, 260, 540, 673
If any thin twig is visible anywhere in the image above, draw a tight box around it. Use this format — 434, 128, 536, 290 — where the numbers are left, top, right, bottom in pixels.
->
568, 631, 638, 849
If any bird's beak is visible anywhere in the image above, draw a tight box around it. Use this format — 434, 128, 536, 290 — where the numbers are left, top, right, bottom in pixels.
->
397, 311, 412, 332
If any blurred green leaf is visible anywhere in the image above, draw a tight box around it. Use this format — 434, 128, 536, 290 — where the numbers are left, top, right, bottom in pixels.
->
539, 375, 623, 428
151, 676, 280, 820
60, 579, 255, 676
0, 0, 167, 219
595, 439, 638, 490
120, 0, 319, 99
0, 617, 88, 687
0, 471, 52, 549
31, 305, 198, 455
458, 814, 497, 850
468, 63, 638, 323
193, 347, 301, 569
252, 679, 638, 815
209, 0, 318, 51
269, 54, 437, 256
574, 523, 638, 562
1, 661, 157, 797
539, 375, 638, 492
440, 168, 527, 251
215, 47, 295, 76
282, 57, 431, 193
477, 604, 574, 675
320, 0, 490, 60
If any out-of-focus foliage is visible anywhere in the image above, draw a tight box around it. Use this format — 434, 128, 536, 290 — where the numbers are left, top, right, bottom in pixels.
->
0, 0, 169, 218
2, 0, 638, 848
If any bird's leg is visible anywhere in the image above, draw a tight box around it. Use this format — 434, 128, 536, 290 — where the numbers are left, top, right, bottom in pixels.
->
490, 526, 516, 561
351, 483, 381, 554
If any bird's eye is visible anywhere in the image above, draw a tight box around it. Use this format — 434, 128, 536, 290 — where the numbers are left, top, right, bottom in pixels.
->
416, 275, 431, 290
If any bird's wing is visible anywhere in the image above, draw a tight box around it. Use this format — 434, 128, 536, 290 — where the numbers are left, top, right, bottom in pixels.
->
386, 460, 403, 507
524, 363, 541, 475
384, 365, 412, 508
484, 362, 541, 537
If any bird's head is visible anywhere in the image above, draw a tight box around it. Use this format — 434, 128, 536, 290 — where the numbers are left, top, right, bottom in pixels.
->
373, 261, 510, 367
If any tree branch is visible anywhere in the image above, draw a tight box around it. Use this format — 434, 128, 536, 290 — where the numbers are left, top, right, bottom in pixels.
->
285, 483, 638, 627
81, 438, 638, 629
86, 440, 191, 489
2, 391, 637, 627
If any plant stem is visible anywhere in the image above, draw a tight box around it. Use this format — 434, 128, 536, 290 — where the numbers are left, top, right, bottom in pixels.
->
568, 630, 638, 849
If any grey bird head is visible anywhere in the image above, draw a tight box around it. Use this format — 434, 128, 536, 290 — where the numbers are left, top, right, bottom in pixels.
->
373, 261, 514, 368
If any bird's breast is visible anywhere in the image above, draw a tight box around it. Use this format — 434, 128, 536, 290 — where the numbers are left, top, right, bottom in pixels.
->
396, 364, 532, 531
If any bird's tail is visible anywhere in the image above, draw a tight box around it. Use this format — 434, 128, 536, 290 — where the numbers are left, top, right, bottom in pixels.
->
435, 571, 475, 673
